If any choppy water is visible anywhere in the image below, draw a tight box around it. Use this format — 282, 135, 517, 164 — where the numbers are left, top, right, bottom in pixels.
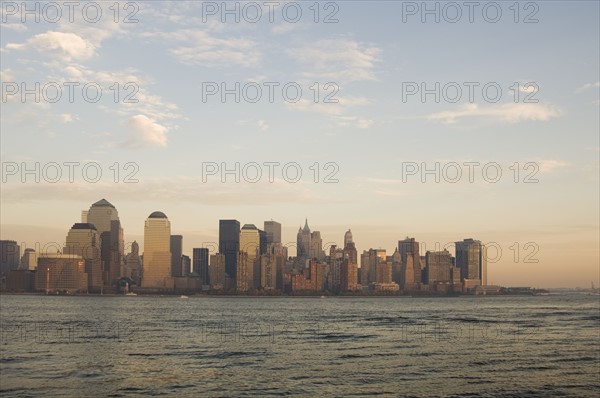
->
1, 294, 599, 397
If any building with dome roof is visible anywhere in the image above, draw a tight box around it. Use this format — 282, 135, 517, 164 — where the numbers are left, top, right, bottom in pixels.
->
142, 211, 173, 289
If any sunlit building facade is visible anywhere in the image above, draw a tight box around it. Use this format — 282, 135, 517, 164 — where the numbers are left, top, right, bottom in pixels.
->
142, 211, 172, 289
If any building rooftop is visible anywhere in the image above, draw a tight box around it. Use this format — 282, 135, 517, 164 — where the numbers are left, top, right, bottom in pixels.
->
91, 198, 115, 208
148, 211, 168, 219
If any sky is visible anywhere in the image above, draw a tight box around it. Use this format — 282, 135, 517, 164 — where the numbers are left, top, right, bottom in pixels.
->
1, 1, 598, 288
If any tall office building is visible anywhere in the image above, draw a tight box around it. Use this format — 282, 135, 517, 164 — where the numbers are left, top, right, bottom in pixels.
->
361, 249, 386, 286
209, 253, 226, 289
425, 249, 453, 284
85, 199, 124, 285
340, 259, 359, 291
310, 231, 325, 261
219, 220, 240, 282
240, 224, 260, 288
258, 229, 267, 256
399, 237, 422, 286
328, 245, 344, 292
19, 248, 37, 271
142, 211, 172, 289
63, 223, 103, 291
344, 229, 353, 247
0, 240, 20, 276
236, 252, 250, 291
181, 255, 191, 276
124, 241, 142, 285
264, 221, 282, 246
297, 219, 312, 260
260, 253, 277, 290
264, 220, 287, 260
170, 235, 183, 277
455, 239, 487, 286
375, 261, 393, 284
193, 248, 210, 285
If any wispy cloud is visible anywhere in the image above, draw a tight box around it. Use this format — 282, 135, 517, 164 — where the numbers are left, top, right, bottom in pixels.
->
536, 159, 568, 173
6, 31, 96, 61
576, 81, 600, 93
287, 39, 381, 83
142, 29, 260, 68
426, 103, 562, 124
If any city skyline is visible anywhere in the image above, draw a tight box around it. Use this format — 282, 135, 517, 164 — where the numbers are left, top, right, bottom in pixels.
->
0, 197, 595, 289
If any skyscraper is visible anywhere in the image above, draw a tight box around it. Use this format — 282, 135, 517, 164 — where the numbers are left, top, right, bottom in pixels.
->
219, 220, 240, 282
264, 220, 286, 259
240, 224, 260, 289
181, 255, 191, 276
124, 241, 142, 285
399, 237, 422, 287
193, 248, 210, 285
63, 222, 102, 291
142, 211, 172, 289
264, 221, 282, 246
361, 249, 386, 287
455, 239, 487, 286
344, 229, 353, 247
170, 235, 183, 277
19, 248, 37, 271
209, 253, 226, 289
258, 229, 267, 256
297, 219, 311, 260
0, 240, 20, 276
85, 199, 124, 286
310, 231, 325, 262
425, 249, 453, 284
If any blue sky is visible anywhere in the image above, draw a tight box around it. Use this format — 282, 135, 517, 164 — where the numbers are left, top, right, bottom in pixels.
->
1, 1, 598, 287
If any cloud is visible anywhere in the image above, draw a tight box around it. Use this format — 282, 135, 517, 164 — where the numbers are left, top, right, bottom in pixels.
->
6, 31, 96, 61
1, 23, 27, 32
287, 39, 381, 83
426, 103, 562, 124
60, 114, 77, 123
536, 160, 568, 173
63, 65, 84, 78
286, 95, 370, 116
126, 115, 169, 148
142, 29, 260, 67
257, 120, 269, 131
334, 116, 373, 129
0, 68, 14, 81
576, 81, 600, 93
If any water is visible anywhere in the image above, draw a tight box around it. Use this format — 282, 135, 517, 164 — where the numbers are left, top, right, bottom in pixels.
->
1, 294, 598, 397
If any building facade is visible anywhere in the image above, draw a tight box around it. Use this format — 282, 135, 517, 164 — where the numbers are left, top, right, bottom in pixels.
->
142, 211, 172, 289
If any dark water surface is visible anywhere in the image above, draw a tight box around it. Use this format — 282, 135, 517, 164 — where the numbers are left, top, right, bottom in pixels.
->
1, 294, 599, 397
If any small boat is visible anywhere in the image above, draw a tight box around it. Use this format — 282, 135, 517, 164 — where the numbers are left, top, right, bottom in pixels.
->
125, 292, 137, 296
180, 295, 189, 299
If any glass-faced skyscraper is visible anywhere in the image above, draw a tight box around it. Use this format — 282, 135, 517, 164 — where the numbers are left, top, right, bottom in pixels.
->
193, 248, 209, 285
170, 235, 183, 277
0, 240, 20, 276
219, 220, 240, 282
455, 238, 487, 286
142, 211, 172, 288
